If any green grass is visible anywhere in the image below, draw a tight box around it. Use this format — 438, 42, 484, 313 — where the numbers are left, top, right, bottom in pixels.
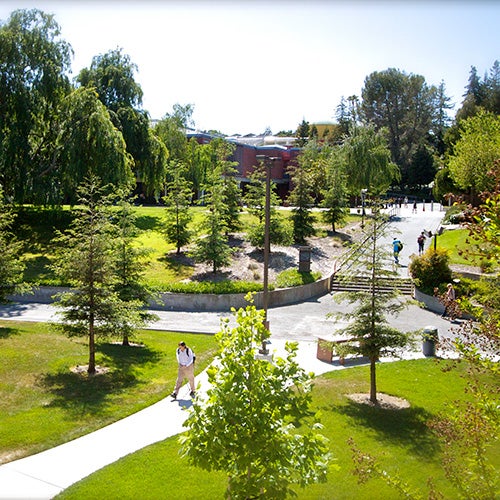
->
57, 358, 499, 500
435, 228, 482, 267
13, 206, 354, 290
0, 320, 217, 462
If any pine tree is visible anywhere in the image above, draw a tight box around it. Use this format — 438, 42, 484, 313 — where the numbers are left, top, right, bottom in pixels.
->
330, 208, 413, 403
163, 161, 193, 254
192, 182, 232, 274
51, 176, 129, 374
113, 196, 158, 346
0, 186, 26, 302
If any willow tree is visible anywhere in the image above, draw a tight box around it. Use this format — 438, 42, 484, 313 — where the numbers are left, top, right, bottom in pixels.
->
56, 87, 135, 202
0, 8, 72, 204
341, 125, 400, 196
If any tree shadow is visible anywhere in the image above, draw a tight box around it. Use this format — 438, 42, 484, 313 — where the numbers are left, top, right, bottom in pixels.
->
98, 342, 162, 372
324, 229, 354, 243
160, 252, 196, 274
248, 249, 297, 271
38, 343, 162, 415
134, 214, 164, 231
0, 324, 20, 339
38, 368, 142, 415
330, 400, 440, 458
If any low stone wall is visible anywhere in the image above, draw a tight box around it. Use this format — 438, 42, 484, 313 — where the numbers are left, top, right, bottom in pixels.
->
8, 273, 334, 312
413, 288, 445, 315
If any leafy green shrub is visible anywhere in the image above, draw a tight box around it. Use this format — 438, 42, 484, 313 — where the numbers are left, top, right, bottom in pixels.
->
161, 280, 266, 294
247, 215, 293, 248
408, 248, 452, 294
275, 269, 321, 288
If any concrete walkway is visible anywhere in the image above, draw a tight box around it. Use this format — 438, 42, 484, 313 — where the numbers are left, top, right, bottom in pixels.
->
0, 202, 455, 499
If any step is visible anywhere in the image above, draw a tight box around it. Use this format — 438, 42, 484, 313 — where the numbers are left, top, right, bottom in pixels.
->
331, 276, 414, 295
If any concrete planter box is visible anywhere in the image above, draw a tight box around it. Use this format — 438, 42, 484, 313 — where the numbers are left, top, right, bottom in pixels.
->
413, 288, 445, 315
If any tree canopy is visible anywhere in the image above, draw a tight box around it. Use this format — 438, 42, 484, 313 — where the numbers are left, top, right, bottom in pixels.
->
0, 8, 72, 203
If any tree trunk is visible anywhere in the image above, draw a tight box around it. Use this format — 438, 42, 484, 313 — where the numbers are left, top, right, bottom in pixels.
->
88, 315, 96, 375
369, 357, 377, 403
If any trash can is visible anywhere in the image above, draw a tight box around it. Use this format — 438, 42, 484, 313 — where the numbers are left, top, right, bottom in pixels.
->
299, 246, 311, 272
422, 326, 438, 357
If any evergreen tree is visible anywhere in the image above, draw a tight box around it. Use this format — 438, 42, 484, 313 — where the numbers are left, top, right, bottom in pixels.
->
163, 161, 193, 254
295, 119, 310, 147
330, 208, 413, 403
113, 196, 158, 346
209, 138, 241, 234
51, 176, 132, 375
321, 148, 349, 233
192, 182, 232, 274
0, 186, 26, 302
244, 162, 292, 248
287, 149, 316, 244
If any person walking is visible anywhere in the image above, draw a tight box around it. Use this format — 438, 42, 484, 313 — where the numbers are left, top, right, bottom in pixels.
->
171, 341, 196, 399
442, 283, 456, 318
417, 231, 426, 255
392, 237, 403, 264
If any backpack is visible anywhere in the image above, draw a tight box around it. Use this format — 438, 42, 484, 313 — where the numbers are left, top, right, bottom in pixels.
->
178, 346, 196, 363
398, 242, 403, 252
417, 235, 424, 244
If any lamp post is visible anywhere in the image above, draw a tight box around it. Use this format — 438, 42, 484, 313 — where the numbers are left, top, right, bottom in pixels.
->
424, 226, 444, 250
255, 154, 278, 355
361, 189, 368, 229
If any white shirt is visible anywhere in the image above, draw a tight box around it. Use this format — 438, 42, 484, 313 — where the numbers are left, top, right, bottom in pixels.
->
176, 347, 194, 367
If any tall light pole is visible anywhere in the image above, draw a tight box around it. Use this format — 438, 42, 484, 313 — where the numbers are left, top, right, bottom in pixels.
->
256, 154, 278, 355
361, 188, 368, 229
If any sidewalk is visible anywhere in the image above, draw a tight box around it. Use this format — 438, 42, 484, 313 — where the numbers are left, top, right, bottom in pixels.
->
0, 202, 452, 499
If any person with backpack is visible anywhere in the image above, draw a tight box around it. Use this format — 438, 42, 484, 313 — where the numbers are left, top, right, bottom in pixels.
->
171, 341, 196, 399
417, 231, 426, 255
392, 237, 403, 264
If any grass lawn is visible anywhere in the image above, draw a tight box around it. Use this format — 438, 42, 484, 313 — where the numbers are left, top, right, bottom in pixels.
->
0, 320, 218, 463
14, 205, 357, 289
435, 227, 482, 267
57, 358, 499, 500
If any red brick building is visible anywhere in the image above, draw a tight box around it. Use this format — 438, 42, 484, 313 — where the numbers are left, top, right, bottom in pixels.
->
187, 132, 301, 201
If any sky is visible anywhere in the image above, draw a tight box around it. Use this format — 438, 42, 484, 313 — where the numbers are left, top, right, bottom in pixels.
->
1, 0, 499, 136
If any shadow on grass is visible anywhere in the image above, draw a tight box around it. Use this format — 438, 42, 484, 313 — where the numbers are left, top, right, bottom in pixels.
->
98, 342, 162, 371
38, 343, 162, 414
39, 369, 141, 414
22, 254, 55, 282
134, 214, 164, 231
333, 400, 440, 458
159, 253, 195, 274
0, 325, 20, 339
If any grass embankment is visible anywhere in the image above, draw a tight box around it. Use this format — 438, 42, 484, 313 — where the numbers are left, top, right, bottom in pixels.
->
14, 205, 356, 290
0, 320, 217, 463
57, 358, 499, 500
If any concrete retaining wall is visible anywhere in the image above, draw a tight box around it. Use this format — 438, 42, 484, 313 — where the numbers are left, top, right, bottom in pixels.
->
413, 288, 445, 315
9, 273, 334, 312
